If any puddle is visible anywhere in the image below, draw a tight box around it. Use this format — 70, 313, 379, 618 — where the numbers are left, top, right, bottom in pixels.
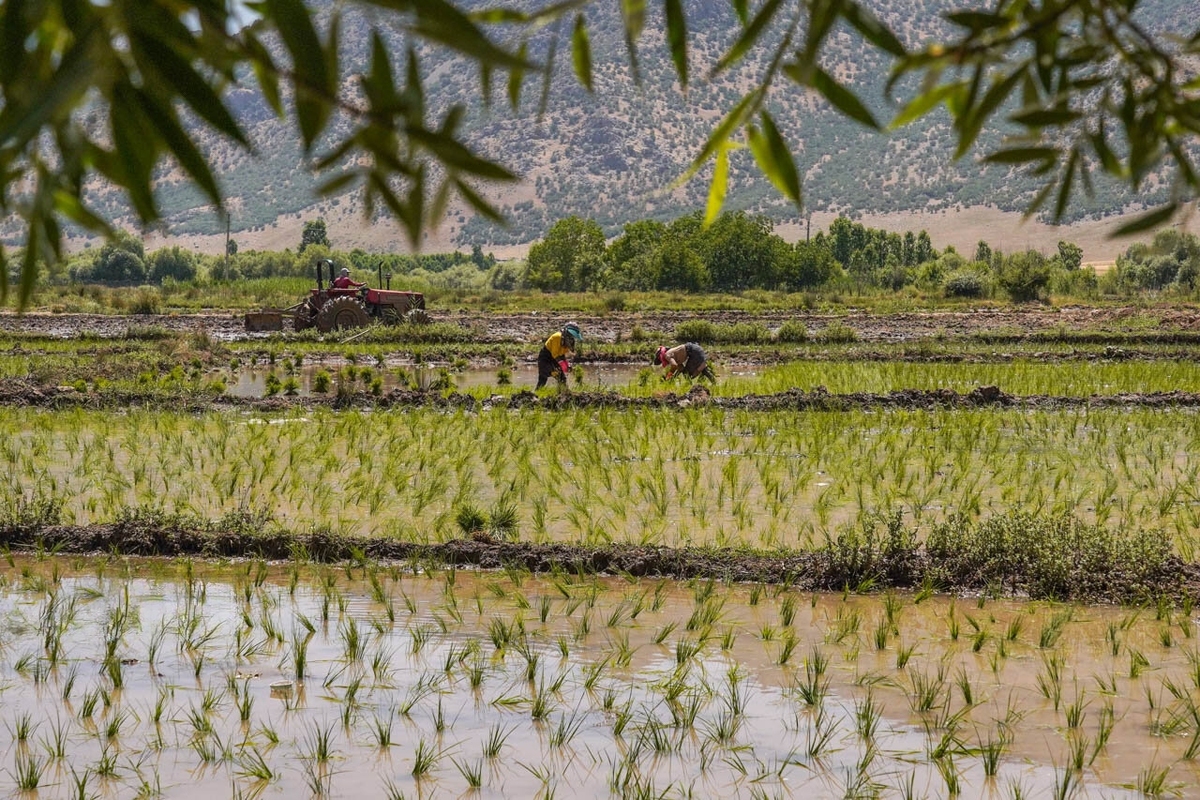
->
0, 557, 1187, 798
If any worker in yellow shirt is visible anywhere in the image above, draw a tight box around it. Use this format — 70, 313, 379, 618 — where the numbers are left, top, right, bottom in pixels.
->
537, 322, 582, 389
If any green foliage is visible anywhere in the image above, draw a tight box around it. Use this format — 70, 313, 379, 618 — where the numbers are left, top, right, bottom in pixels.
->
300, 219, 329, 253
526, 217, 606, 292
926, 513, 1175, 602
5, 0, 1198, 312
72, 232, 147, 283
673, 320, 769, 344
774, 320, 808, 342
944, 269, 986, 298
995, 251, 1051, 303
1113, 229, 1200, 292
148, 247, 198, 283
1057, 241, 1083, 271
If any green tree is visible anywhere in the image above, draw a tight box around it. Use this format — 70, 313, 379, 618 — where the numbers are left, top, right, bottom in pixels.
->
1057, 241, 1083, 271
996, 251, 1051, 302
5, 0, 1199, 306
300, 219, 329, 254
148, 246, 197, 283
526, 217, 606, 292
604, 220, 669, 291
782, 240, 840, 289
974, 241, 993, 265
76, 231, 146, 282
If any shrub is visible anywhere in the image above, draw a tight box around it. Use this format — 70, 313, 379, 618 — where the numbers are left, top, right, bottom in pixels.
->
815, 321, 857, 343
926, 513, 1175, 602
944, 269, 985, 298
774, 320, 808, 343
129, 288, 161, 315
996, 250, 1050, 302
674, 320, 716, 343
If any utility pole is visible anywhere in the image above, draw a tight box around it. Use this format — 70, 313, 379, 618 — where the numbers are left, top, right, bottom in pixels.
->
224, 212, 231, 275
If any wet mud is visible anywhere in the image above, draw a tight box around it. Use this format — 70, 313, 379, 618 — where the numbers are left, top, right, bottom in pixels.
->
4, 305, 1200, 344
2, 517, 1193, 605
10, 379, 1200, 413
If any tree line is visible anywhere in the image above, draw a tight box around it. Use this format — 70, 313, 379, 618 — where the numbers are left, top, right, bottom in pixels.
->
47, 212, 1200, 303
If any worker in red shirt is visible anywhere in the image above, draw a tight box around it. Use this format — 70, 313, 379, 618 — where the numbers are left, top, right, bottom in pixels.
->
332, 266, 365, 289
655, 343, 715, 381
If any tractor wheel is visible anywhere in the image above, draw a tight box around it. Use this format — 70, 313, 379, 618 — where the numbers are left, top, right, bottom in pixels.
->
405, 307, 432, 325
316, 296, 370, 332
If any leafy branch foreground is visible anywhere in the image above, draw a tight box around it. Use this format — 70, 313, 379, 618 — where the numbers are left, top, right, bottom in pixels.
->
0, 502, 1186, 604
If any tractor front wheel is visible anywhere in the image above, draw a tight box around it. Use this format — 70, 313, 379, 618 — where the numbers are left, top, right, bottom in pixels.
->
405, 308, 432, 325
316, 296, 370, 332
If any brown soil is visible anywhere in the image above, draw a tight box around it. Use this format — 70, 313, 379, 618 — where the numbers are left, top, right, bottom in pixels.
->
2, 519, 1192, 604
3, 305, 1199, 344
10, 381, 1200, 412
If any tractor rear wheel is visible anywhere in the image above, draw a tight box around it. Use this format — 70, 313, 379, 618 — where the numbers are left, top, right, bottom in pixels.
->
316, 296, 370, 332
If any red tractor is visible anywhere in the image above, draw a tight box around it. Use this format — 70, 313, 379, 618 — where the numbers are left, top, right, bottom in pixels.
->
247, 260, 429, 333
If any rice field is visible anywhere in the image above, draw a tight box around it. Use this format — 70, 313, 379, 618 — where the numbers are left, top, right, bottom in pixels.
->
0, 556, 1196, 798
5, 316, 1200, 797
3, 405, 1200, 556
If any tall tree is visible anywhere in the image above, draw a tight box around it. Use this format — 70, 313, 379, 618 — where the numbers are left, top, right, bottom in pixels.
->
525, 217, 606, 292
300, 219, 329, 254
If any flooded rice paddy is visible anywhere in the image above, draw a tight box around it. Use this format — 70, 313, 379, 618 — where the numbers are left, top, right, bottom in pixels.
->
0, 557, 1195, 798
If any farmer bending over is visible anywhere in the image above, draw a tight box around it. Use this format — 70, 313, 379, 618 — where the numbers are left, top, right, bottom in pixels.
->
655, 343, 715, 381
537, 322, 582, 389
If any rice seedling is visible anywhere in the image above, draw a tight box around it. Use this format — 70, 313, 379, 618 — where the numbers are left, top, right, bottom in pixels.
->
906, 669, 945, 714
477, 720, 514, 760
410, 739, 445, 779
12, 751, 47, 791
794, 648, 829, 706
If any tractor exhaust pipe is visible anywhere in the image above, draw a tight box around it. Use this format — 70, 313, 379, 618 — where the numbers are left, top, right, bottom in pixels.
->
315, 259, 324, 290
378, 262, 383, 289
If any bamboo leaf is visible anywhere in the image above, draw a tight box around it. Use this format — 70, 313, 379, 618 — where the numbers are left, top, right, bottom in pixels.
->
954, 68, 1024, 158
747, 111, 801, 205
664, 0, 688, 87
891, 81, 963, 128
810, 66, 879, 128
983, 146, 1059, 164
704, 146, 730, 227
619, 0, 646, 82
407, 128, 517, 181
679, 89, 761, 184
1053, 148, 1078, 221
1011, 106, 1080, 127
1111, 203, 1179, 236
455, 179, 506, 223
840, 2, 905, 57
131, 33, 247, 145
571, 14, 593, 91
715, 0, 783, 74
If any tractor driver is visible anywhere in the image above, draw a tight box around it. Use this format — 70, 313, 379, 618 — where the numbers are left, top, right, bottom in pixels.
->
332, 266, 365, 290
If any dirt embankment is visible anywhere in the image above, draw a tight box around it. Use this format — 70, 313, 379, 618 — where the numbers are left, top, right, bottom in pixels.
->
8, 381, 1200, 412
3, 305, 1199, 343
2, 517, 1193, 605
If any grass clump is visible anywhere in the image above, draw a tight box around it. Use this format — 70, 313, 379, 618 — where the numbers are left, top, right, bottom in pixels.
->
774, 320, 809, 342
926, 512, 1175, 602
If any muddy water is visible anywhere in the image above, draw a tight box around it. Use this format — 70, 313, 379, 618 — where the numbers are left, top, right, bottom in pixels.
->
1, 558, 1190, 798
